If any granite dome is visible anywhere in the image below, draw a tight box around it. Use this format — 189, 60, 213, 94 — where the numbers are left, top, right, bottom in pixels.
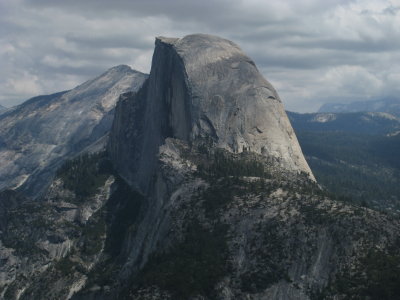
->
109, 34, 314, 192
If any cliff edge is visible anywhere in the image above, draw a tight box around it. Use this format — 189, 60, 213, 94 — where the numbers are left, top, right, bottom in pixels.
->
109, 34, 314, 193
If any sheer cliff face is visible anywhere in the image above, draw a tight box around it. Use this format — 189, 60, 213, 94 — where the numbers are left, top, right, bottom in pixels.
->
109, 34, 314, 192
0, 65, 147, 197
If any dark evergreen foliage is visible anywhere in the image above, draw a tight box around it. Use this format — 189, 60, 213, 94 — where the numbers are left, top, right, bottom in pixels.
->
295, 130, 400, 211
197, 149, 271, 179
317, 249, 400, 300
104, 176, 143, 257
56, 152, 110, 200
137, 221, 229, 299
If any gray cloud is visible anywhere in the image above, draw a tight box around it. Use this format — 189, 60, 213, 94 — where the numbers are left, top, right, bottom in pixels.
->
283, 38, 400, 53
1, 0, 400, 111
65, 34, 153, 50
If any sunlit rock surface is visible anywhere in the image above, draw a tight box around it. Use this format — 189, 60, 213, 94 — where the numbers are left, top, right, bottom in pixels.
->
0, 65, 147, 197
109, 34, 314, 193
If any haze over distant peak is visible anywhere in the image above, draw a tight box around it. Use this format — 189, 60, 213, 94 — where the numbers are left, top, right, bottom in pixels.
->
288, 110, 400, 135
319, 98, 400, 117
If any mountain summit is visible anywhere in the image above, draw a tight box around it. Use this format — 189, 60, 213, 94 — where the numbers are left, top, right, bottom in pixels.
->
109, 34, 314, 192
0, 65, 147, 196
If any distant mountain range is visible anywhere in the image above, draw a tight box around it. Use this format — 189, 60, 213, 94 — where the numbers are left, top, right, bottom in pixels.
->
287, 111, 400, 135
319, 98, 400, 117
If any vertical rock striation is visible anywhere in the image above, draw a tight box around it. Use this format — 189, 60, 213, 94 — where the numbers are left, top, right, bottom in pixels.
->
109, 34, 314, 194
104, 34, 319, 297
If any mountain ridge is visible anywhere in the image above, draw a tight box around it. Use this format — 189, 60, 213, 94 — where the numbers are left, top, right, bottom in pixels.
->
319, 98, 400, 117
0, 65, 147, 197
287, 111, 400, 135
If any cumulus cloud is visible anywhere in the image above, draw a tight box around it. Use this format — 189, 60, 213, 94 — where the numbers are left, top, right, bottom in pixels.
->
5, 72, 42, 95
1, 0, 400, 111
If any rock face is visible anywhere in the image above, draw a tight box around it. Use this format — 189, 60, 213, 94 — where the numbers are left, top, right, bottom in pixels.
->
109, 34, 314, 193
2, 140, 400, 300
0, 154, 117, 300
99, 35, 399, 300
0, 65, 147, 197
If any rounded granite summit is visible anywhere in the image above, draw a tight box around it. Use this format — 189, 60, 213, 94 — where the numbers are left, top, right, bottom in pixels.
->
158, 34, 311, 174
109, 34, 315, 190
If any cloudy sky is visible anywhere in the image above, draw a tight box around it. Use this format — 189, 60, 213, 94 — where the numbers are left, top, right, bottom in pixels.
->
1, 0, 399, 112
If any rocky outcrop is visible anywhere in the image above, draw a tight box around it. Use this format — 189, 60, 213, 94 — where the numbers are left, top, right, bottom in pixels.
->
2, 136, 400, 300
109, 34, 314, 193
105, 35, 315, 295
0, 153, 116, 300
100, 35, 400, 299
80, 137, 400, 300
0, 65, 147, 197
